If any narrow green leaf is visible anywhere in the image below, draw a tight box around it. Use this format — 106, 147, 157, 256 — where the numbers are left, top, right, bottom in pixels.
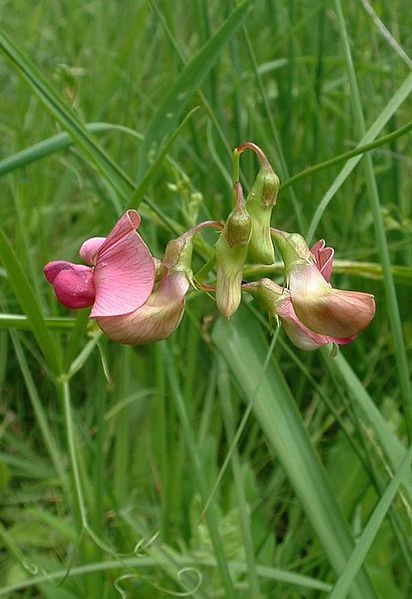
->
0, 30, 133, 201
0, 314, 74, 330
0, 123, 142, 177
137, 0, 254, 178
0, 228, 61, 375
330, 446, 412, 599
212, 311, 377, 599
306, 72, 412, 243
281, 120, 412, 192
130, 107, 199, 207
333, 0, 412, 443
327, 351, 412, 505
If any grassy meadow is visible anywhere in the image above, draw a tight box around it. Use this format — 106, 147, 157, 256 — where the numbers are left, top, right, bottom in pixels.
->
0, 0, 411, 597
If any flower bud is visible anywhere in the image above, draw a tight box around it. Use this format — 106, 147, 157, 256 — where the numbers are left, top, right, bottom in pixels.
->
237, 142, 279, 265
215, 183, 251, 319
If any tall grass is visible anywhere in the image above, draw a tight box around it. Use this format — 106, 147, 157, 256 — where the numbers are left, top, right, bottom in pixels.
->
0, 1, 411, 597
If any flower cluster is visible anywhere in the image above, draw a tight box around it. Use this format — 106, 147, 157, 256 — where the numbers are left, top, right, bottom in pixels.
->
44, 143, 375, 350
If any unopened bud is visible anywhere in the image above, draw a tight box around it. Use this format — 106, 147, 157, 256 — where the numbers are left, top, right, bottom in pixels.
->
215, 183, 251, 319
237, 142, 279, 265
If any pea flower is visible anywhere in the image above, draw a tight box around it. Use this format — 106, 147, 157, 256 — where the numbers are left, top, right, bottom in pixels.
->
44, 210, 155, 317
243, 278, 355, 351
96, 232, 194, 345
271, 229, 375, 339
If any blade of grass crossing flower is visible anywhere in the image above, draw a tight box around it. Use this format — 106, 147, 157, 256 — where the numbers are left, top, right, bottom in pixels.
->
329, 445, 412, 599
0, 228, 61, 375
306, 71, 412, 243
137, 0, 254, 179
212, 310, 377, 599
0, 30, 133, 202
334, 0, 412, 444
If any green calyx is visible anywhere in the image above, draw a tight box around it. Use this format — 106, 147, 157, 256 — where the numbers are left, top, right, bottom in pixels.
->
243, 278, 285, 315
271, 229, 313, 274
163, 234, 194, 281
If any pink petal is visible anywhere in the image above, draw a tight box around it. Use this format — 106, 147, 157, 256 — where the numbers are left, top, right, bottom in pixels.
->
90, 210, 155, 317
277, 297, 330, 351
277, 296, 358, 350
79, 237, 106, 265
97, 271, 189, 345
44, 260, 76, 284
311, 239, 334, 282
45, 262, 95, 309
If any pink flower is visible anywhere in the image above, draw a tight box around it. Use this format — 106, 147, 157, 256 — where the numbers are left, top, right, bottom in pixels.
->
96, 233, 194, 345
44, 210, 155, 317
243, 278, 354, 351
272, 230, 375, 339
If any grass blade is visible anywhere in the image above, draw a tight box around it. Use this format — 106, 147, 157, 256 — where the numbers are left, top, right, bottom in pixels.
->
306, 72, 412, 243
137, 0, 254, 178
329, 446, 412, 599
0, 30, 133, 202
0, 228, 61, 375
212, 310, 377, 599
334, 0, 412, 443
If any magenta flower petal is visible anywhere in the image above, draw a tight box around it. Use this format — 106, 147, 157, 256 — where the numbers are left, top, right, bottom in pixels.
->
44, 260, 76, 284
44, 261, 95, 309
310, 239, 334, 282
90, 210, 155, 317
79, 237, 106, 265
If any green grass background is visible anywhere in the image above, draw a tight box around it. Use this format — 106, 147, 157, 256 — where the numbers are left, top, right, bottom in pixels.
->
0, 0, 411, 597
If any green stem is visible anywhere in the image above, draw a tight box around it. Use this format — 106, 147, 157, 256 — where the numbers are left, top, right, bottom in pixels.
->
281, 120, 412, 191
